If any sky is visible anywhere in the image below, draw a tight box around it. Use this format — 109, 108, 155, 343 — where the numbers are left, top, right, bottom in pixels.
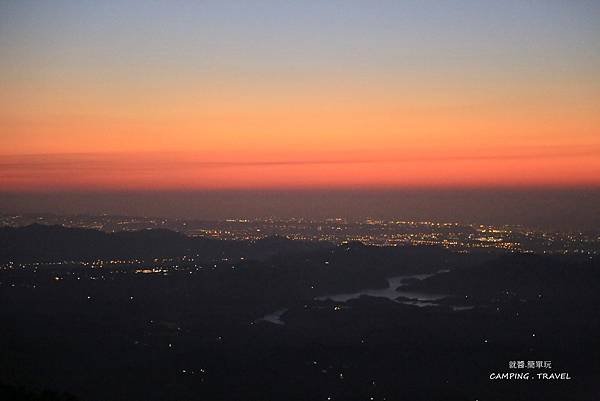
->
1, 0, 599, 192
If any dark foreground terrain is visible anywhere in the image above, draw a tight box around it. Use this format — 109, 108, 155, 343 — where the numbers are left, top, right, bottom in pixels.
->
1, 225, 599, 400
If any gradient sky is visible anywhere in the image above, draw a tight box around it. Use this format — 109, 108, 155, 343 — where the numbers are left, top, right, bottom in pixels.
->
1, 0, 600, 190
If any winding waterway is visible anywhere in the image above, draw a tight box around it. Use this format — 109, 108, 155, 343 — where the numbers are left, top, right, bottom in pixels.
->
314, 273, 445, 304
256, 271, 451, 325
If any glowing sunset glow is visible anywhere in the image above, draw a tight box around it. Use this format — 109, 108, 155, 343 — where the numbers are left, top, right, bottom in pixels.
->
1, 1, 599, 191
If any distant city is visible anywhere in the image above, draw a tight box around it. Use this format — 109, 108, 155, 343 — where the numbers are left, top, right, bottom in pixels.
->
1, 213, 598, 255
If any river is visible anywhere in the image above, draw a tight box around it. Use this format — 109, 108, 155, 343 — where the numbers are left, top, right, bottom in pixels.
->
256, 271, 451, 325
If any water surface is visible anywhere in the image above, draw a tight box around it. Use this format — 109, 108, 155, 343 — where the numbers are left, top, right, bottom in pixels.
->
315, 273, 446, 304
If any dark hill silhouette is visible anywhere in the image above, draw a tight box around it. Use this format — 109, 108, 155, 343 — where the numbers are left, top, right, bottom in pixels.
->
0, 224, 333, 263
406, 252, 600, 301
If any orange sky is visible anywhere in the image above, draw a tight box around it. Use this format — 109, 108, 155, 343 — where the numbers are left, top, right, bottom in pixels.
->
1, 1, 599, 191
2, 81, 599, 190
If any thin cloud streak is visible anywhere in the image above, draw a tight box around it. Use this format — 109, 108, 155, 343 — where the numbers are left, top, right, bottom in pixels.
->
2, 145, 600, 171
